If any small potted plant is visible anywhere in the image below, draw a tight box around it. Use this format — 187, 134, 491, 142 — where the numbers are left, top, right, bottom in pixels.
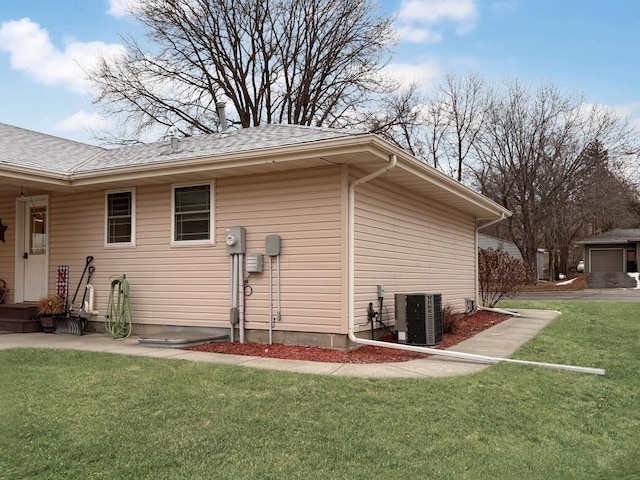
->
38, 295, 64, 333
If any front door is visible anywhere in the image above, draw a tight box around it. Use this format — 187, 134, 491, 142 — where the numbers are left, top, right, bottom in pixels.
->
20, 198, 48, 301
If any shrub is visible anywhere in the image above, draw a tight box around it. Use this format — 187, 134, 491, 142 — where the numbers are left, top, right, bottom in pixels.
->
442, 304, 464, 334
478, 248, 535, 308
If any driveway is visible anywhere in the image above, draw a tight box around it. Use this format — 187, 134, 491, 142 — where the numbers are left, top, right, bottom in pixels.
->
516, 289, 640, 302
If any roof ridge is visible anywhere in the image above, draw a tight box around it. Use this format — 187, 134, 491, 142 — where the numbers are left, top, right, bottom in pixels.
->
0, 122, 105, 150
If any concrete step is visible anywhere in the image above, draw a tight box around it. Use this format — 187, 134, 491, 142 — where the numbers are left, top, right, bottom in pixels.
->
0, 303, 42, 333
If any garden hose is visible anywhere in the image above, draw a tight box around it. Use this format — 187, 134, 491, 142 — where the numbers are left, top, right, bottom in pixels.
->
105, 275, 132, 339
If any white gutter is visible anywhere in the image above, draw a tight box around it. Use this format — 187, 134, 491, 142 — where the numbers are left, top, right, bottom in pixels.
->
347, 157, 605, 376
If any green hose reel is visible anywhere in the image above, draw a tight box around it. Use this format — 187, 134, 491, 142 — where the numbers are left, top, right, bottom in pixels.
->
105, 275, 132, 339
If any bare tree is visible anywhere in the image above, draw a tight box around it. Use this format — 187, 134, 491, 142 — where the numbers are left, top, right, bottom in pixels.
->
474, 79, 639, 269
368, 82, 428, 159
368, 73, 640, 275
370, 71, 489, 179
542, 142, 640, 278
88, 0, 395, 143
438, 72, 488, 181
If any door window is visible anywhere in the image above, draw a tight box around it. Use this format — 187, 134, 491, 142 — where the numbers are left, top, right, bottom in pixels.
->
29, 207, 46, 255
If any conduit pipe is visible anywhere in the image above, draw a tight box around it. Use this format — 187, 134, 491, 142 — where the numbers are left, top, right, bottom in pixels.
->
269, 256, 273, 345
83, 284, 99, 316
230, 255, 236, 342
267, 254, 282, 345
347, 155, 605, 376
238, 253, 245, 344
277, 254, 281, 324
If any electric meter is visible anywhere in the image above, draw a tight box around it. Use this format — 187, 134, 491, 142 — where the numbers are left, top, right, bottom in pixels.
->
225, 227, 246, 254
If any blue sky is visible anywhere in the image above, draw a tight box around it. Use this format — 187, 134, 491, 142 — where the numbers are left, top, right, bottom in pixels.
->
1, 0, 639, 145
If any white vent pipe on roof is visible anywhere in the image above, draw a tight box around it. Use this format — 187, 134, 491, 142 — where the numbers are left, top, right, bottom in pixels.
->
167, 125, 179, 152
216, 102, 228, 131
347, 154, 604, 376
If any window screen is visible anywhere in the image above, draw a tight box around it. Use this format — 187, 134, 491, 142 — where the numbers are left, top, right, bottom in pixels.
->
107, 191, 132, 244
174, 185, 211, 241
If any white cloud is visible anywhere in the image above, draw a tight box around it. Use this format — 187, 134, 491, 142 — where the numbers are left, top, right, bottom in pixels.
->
56, 111, 112, 134
108, 0, 140, 17
612, 101, 640, 120
613, 102, 640, 133
395, 26, 442, 43
395, 0, 478, 43
398, 0, 477, 23
0, 18, 125, 94
383, 61, 442, 89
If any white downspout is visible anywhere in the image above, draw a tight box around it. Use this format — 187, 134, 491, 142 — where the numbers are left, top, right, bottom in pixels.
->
347, 157, 604, 376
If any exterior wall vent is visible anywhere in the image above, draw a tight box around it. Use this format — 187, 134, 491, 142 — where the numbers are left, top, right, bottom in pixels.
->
465, 297, 477, 313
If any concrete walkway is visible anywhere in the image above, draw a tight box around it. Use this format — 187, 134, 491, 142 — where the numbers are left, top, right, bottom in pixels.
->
0, 309, 559, 378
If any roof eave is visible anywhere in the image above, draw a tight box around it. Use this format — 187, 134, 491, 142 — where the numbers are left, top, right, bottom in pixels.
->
368, 137, 511, 221
68, 134, 389, 186
0, 165, 70, 191
4, 132, 511, 221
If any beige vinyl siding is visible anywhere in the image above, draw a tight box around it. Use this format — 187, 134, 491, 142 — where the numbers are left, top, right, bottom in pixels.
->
353, 176, 476, 330
217, 166, 343, 333
50, 185, 227, 326
0, 190, 16, 303
47, 166, 343, 333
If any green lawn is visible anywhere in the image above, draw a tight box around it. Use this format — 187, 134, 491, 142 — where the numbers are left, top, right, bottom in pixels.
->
1, 301, 638, 479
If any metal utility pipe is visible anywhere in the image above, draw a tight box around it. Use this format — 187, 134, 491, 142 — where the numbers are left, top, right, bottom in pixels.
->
230, 255, 236, 342
276, 254, 281, 324
239, 253, 245, 343
268, 256, 273, 345
347, 155, 605, 376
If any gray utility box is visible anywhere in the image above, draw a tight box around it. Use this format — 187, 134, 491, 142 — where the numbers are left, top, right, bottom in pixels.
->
395, 293, 443, 346
246, 253, 264, 273
225, 226, 246, 254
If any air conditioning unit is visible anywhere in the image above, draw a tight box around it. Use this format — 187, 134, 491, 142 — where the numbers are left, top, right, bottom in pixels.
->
395, 293, 443, 346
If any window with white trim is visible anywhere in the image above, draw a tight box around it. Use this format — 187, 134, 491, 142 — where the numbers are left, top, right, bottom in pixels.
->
105, 189, 135, 246
172, 183, 213, 244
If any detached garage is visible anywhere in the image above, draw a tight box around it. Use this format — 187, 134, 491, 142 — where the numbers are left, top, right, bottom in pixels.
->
577, 229, 640, 273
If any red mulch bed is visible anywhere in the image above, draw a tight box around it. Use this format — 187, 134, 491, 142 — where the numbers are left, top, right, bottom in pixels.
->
186, 310, 509, 364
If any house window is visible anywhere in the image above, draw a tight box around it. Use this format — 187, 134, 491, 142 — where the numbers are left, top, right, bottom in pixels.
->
106, 190, 135, 246
172, 184, 213, 243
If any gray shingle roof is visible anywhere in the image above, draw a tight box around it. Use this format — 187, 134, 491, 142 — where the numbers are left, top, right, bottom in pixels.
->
76, 124, 368, 173
0, 122, 104, 174
478, 233, 523, 260
1, 123, 369, 175
576, 229, 640, 244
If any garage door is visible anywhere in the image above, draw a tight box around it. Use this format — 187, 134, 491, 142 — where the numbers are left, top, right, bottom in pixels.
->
590, 249, 624, 272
